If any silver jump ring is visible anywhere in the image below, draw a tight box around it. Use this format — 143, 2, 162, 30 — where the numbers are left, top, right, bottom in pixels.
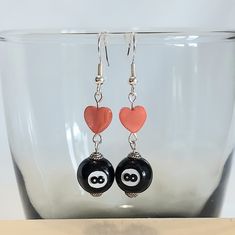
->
128, 92, 137, 103
128, 133, 137, 152
92, 134, 102, 152
94, 91, 103, 106
130, 142, 136, 152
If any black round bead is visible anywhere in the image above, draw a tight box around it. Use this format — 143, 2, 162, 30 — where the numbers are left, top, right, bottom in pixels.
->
115, 153, 153, 194
77, 155, 114, 194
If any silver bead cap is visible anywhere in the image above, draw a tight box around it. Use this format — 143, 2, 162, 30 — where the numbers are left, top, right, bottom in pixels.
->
89, 152, 103, 160
91, 193, 103, 197
127, 152, 142, 159
125, 192, 138, 198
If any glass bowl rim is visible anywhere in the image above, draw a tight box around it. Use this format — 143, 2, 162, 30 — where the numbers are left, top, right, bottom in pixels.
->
1, 28, 235, 43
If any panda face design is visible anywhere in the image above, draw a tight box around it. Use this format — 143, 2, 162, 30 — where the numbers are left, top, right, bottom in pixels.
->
77, 157, 114, 194
115, 155, 153, 194
88, 171, 108, 188
121, 169, 140, 187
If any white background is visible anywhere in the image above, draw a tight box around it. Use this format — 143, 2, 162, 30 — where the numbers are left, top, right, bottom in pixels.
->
1, 0, 235, 219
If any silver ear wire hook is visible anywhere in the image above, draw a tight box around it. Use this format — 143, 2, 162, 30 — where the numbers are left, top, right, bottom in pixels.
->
103, 33, 110, 66
95, 33, 109, 97
127, 32, 136, 64
127, 33, 137, 109
98, 33, 102, 64
97, 32, 110, 66
95, 33, 110, 108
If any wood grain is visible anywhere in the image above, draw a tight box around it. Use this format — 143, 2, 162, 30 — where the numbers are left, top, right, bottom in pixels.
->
0, 219, 235, 235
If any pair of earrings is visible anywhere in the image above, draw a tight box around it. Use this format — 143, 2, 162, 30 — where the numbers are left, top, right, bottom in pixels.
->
77, 33, 153, 198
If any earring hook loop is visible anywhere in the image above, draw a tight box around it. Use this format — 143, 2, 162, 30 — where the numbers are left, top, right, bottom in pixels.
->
127, 32, 136, 63
98, 32, 110, 66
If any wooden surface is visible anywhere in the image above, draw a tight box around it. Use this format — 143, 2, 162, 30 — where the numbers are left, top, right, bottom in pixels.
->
0, 219, 235, 235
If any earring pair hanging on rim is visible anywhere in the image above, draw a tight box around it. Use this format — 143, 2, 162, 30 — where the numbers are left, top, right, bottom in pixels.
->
77, 32, 153, 197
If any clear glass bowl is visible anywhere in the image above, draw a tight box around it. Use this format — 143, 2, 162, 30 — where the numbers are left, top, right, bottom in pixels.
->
0, 30, 235, 219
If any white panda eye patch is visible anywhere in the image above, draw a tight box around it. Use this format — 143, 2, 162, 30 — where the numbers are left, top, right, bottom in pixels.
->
88, 171, 108, 188
121, 169, 140, 187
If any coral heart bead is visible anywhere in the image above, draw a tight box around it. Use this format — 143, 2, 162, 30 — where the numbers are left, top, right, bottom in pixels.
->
119, 106, 147, 133
84, 106, 112, 134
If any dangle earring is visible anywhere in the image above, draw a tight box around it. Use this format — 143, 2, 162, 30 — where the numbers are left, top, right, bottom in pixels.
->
116, 33, 153, 198
77, 33, 114, 197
